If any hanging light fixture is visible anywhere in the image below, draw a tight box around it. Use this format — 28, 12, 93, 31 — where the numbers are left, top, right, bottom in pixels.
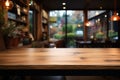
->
4, 0, 13, 10
110, 0, 120, 21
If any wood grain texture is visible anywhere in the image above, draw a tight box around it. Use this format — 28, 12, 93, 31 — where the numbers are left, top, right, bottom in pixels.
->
0, 48, 120, 69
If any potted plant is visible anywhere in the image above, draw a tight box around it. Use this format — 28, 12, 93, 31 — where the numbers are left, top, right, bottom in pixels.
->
1, 21, 21, 48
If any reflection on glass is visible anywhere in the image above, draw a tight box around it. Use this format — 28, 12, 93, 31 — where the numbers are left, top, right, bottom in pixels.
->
29, 10, 34, 35
88, 10, 118, 43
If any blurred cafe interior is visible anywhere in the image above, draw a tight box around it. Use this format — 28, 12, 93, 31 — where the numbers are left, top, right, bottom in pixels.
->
0, 0, 120, 80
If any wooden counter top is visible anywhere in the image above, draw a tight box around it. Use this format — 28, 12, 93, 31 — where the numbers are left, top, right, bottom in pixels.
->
0, 48, 120, 70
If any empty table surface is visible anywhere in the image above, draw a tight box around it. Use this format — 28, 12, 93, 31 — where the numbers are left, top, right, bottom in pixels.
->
0, 48, 120, 69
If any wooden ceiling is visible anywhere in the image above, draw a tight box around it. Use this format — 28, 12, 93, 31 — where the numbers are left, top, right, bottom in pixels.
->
40, 0, 120, 10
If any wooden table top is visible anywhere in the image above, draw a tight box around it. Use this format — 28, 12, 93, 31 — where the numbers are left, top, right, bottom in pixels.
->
0, 48, 120, 70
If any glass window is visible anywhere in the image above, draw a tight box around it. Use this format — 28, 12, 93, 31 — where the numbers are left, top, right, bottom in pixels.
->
29, 10, 34, 34
108, 11, 118, 42
49, 10, 66, 40
88, 10, 107, 43
49, 10, 84, 47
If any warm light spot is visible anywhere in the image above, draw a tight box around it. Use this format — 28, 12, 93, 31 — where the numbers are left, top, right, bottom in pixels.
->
96, 20, 98, 23
5, 0, 10, 7
85, 21, 91, 26
5, 0, 13, 10
50, 25, 53, 28
62, 3, 66, 5
29, 0, 33, 5
77, 24, 81, 27
105, 15, 107, 17
63, 7, 66, 9
110, 14, 120, 21
54, 47, 56, 49
98, 18, 100, 22
95, 11, 99, 15
113, 17, 117, 21
117, 13, 119, 16
90, 35, 94, 39
100, 6, 103, 9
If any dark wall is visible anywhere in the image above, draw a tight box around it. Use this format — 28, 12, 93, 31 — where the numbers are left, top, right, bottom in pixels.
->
0, 30, 5, 51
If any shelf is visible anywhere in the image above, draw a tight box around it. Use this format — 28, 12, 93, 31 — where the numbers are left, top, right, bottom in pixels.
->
21, 11, 28, 16
9, 11, 27, 17
8, 6, 17, 13
9, 8, 28, 16
42, 16, 48, 41
42, 18, 48, 24
8, 18, 27, 25
42, 10, 48, 19
15, 0, 28, 7
8, 0, 29, 26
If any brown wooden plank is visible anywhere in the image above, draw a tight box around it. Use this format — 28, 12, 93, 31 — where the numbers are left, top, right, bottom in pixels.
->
0, 48, 120, 69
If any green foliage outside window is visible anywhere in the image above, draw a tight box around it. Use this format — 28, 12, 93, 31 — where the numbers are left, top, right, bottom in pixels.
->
66, 33, 75, 39
62, 24, 73, 33
109, 31, 118, 38
53, 33, 64, 39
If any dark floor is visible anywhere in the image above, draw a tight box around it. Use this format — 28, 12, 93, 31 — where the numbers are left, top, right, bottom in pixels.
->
0, 76, 120, 80
66, 76, 120, 80
31, 76, 66, 80
31, 76, 120, 80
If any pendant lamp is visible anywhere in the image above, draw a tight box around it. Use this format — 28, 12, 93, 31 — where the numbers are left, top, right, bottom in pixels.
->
5, 0, 13, 10
110, 0, 120, 21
